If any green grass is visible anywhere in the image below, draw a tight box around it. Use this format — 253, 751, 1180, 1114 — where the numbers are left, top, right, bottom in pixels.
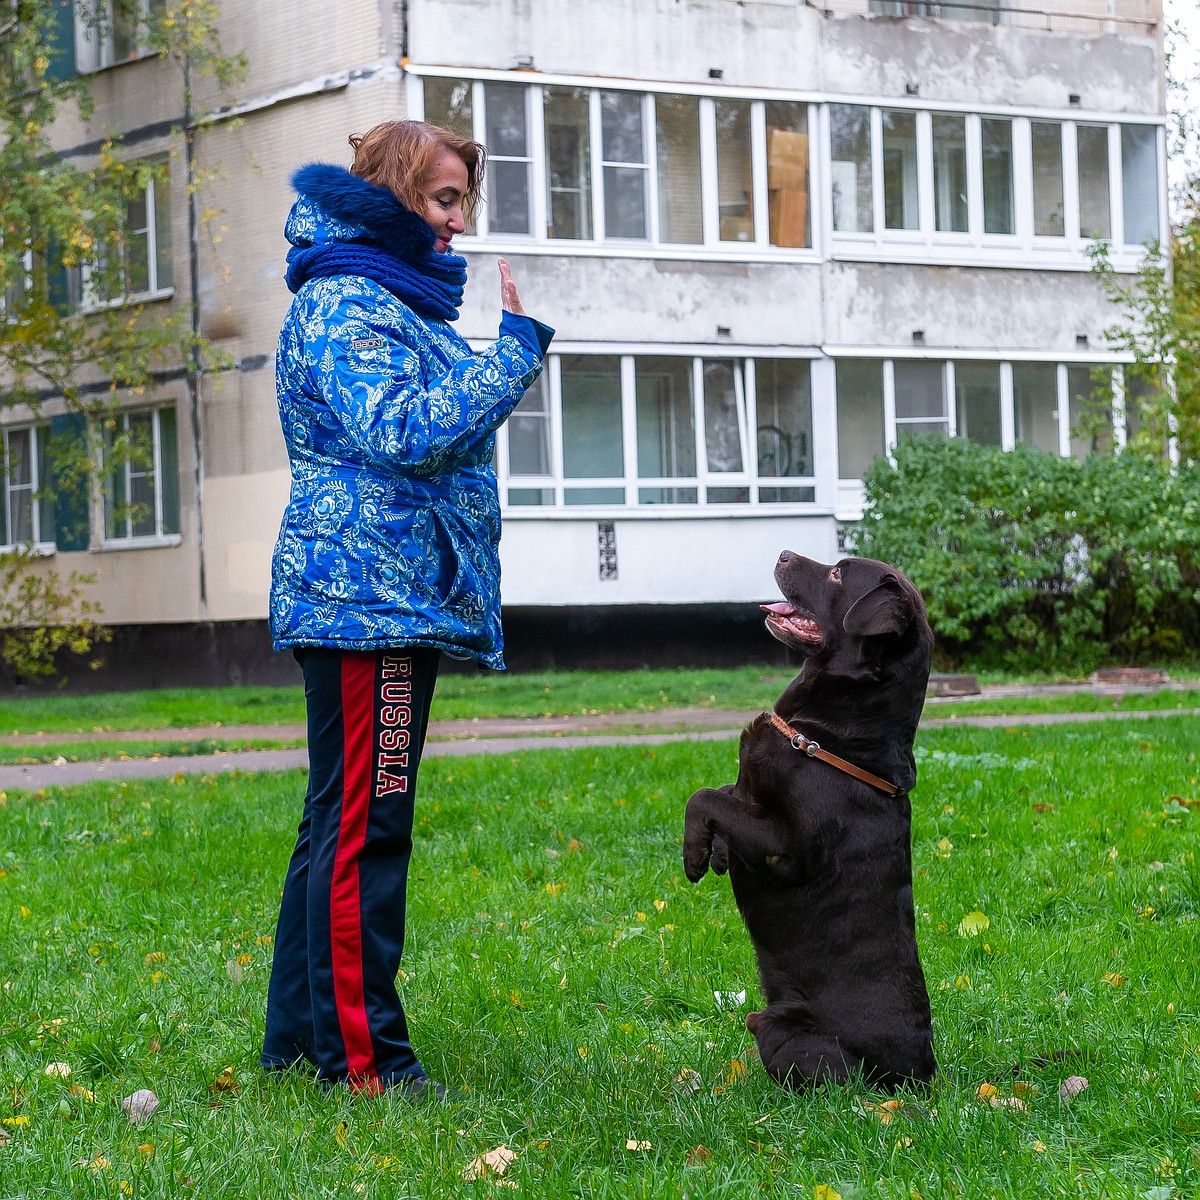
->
4, 668, 1200, 740
1, 716, 1198, 1196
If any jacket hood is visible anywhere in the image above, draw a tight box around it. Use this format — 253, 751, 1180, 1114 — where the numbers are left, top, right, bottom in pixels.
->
283, 163, 438, 261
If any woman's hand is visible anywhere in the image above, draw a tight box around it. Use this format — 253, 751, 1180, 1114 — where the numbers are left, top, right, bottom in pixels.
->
499, 258, 527, 316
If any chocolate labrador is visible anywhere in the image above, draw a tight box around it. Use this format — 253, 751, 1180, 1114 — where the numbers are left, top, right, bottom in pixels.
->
682, 551, 936, 1090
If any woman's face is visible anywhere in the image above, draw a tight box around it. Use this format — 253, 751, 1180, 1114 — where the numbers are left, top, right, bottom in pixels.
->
420, 145, 469, 253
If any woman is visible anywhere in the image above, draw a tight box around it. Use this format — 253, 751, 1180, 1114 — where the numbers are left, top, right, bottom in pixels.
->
261, 120, 553, 1098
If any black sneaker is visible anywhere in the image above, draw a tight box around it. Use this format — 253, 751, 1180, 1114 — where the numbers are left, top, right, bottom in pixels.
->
392, 1074, 461, 1103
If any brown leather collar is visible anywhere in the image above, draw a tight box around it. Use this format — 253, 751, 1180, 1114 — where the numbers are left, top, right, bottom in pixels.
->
766, 711, 900, 797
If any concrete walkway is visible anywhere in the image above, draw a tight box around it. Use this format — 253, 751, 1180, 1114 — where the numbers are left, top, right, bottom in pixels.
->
1, 680, 1197, 791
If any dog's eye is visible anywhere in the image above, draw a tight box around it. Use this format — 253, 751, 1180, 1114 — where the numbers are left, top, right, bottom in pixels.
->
829, 567, 842, 583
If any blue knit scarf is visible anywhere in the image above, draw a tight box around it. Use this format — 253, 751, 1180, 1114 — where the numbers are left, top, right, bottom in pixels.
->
284, 164, 468, 322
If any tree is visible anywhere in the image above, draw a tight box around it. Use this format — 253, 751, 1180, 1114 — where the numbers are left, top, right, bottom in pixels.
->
0, 1, 243, 681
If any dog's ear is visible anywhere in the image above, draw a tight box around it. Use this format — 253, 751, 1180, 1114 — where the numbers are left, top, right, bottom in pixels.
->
842, 574, 913, 638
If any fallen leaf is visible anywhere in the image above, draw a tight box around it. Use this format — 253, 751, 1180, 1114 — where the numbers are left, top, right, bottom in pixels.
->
673, 1068, 702, 1093
121, 1090, 160, 1124
1032, 1139, 1047, 1152
225, 959, 244, 983
863, 1098, 905, 1125
935, 837, 953, 858
209, 1066, 239, 1093
625, 1138, 652, 1151
724, 1058, 748, 1085
1032, 802, 1054, 813
975, 1082, 999, 1102
462, 1145, 518, 1180
334, 1121, 350, 1149
1059, 1075, 1089, 1101
654, 899, 667, 912
958, 910, 989, 937
685, 1144, 712, 1165
43, 1062, 71, 1079
1, 1117, 30, 1127
1102, 972, 1126, 987
814, 1186, 843, 1200
1012, 1081, 1038, 1098
136, 1143, 155, 1157
68, 1084, 95, 1102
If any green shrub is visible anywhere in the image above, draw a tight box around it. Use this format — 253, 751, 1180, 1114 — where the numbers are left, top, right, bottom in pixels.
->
846, 437, 1200, 671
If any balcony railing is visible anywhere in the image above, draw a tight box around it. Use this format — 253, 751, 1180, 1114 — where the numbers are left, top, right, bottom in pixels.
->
806, 0, 1159, 35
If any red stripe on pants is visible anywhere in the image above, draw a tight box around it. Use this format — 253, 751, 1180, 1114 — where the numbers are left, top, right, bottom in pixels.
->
331, 653, 380, 1092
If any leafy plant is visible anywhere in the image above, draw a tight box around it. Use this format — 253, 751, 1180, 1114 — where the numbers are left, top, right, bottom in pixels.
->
847, 437, 1200, 671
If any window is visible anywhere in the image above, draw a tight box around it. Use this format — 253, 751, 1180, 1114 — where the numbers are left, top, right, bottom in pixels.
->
2, 427, 44, 549
656, 96, 703, 245
1077, 125, 1111, 240
102, 406, 179, 542
601, 91, 650, 240
755, 359, 814, 502
1121, 125, 1159, 246
75, 0, 161, 72
544, 87, 592, 240
503, 354, 819, 508
765, 103, 810, 248
1031, 122, 1065, 237
636, 357, 697, 504
561, 356, 624, 505
932, 114, 968, 233
1067, 365, 1113, 461
954, 361, 1002, 445
836, 360, 885, 480
980, 118, 1014, 235
715, 100, 754, 243
70, 162, 172, 306
1012, 363, 1060, 452
1, 416, 90, 551
894, 361, 948, 439
882, 110, 919, 231
830, 105, 873, 233
484, 83, 532, 236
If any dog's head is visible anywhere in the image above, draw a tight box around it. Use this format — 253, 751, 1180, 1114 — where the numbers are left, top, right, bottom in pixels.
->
762, 552, 931, 682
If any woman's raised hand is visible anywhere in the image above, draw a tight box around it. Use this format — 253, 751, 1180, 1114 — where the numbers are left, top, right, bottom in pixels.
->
499, 258, 527, 317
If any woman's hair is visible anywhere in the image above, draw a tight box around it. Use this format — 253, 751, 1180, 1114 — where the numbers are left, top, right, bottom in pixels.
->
348, 120, 486, 220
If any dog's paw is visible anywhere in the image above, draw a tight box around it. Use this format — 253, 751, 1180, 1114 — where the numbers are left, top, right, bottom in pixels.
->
710, 836, 729, 875
682, 838, 711, 883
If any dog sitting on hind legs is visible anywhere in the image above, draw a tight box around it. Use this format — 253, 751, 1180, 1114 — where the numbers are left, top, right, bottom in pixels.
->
682, 550, 937, 1090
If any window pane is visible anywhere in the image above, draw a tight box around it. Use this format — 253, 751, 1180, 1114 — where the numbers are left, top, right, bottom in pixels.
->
830, 105, 873, 233
1068, 364, 1112, 460
1077, 124, 1111, 239
6, 429, 33, 545
484, 83, 527, 156
702, 360, 744, 472
112, 0, 139, 61
715, 100, 754, 243
128, 412, 156, 537
599, 92, 647, 240
894, 360, 947, 439
954, 361, 1002, 445
485, 83, 531, 235
153, 170, 172, 288
1121, 124, 1159, 246
489, 160, 531, 235
1012, 363, 1060, 453
544, 87, 592, 240
981, 118, 1014, 235
508, 487, 554, 506
765, 102, 809, 248
1031, 121, 1065, 236
882, 110, 918, 231
635, 357, 695, 476
635, 356, 695, 503
507, 373, 552, 476
125, 187, 150, 294
755, 359, 812, 481
561, 355, 624, 486
656, 95, 702, 244
932, 114, 968, 232
423, 77, 474, 139
836, 360, 885, 479
158, 407, 179, 535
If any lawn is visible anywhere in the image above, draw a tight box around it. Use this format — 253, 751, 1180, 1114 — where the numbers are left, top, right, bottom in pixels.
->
1, 716, 1198, 1197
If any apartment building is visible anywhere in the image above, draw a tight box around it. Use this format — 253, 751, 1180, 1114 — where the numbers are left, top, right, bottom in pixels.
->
4, 0, 1165, 681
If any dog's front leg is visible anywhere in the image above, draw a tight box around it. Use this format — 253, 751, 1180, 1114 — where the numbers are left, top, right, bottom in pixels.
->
682, 785, 738, 882
683, 786, 785, 883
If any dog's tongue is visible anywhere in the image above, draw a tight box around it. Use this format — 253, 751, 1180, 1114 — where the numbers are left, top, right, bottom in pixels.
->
760, 602, 797, 616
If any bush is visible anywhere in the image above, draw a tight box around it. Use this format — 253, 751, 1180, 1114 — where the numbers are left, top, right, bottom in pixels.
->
845, 438, 1200, 672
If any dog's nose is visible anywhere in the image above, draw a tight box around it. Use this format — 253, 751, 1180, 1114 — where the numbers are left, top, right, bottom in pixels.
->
777, 550, 794, 565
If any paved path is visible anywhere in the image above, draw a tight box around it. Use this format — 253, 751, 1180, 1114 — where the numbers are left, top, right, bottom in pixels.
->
1, 689, 1197, 791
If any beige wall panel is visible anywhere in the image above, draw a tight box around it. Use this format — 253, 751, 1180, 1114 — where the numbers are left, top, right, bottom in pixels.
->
203, 469, 291, 620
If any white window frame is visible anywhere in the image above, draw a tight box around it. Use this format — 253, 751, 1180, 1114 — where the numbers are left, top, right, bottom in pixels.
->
0, 425, 54, 553
99, 405, 180, 548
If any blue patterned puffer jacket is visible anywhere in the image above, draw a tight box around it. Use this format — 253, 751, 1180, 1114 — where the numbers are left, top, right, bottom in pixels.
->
269, 175, 546, 668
